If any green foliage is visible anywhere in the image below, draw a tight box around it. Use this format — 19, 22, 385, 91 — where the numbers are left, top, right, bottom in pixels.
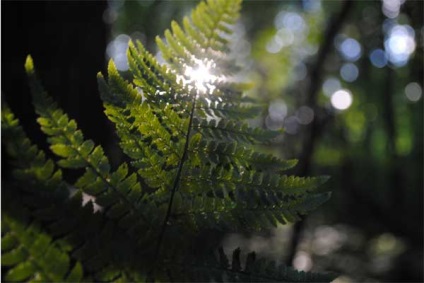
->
2, 0, 335, 281
2, 212, 83, 282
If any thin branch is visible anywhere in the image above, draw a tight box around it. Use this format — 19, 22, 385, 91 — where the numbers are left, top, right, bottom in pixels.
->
298, 0, 354, 175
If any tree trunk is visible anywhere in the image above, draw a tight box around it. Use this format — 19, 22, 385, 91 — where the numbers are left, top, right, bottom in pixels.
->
2, 0, 110, 154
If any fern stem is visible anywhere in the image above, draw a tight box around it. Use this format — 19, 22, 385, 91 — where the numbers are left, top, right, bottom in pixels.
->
153, 93, 198, 264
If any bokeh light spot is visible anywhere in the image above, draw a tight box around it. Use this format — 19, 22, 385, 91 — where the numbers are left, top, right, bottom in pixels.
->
106, 34, 130, 71
331, 89, 353, 110
293, 251, 313, 271
266, 99, 287, 131
266, 36, 283, 54
382, 0, 405, 19
265, 115, 283, 131
268, 99, 288, 121
275, 11, 306, 33
302, 0, 321, 12
405, 82, 422, 102
339, 38, 362, 62
296, 106, 314, 125
312, 226, 347, 256
369, 49, 388, 68
322, 77, 341, 97
385, 24, 416, 67
284, 116, 299, 135
340, 63, 359, 82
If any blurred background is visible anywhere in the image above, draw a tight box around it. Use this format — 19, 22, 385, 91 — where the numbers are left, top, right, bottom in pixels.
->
2, 0, 423, 281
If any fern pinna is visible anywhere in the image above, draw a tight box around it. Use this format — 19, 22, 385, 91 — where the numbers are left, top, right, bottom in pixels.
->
2, 0, 336, 281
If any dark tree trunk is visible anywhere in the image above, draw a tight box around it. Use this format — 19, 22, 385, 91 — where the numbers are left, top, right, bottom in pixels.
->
285, 0, 354, 266
2, 1, 110, 156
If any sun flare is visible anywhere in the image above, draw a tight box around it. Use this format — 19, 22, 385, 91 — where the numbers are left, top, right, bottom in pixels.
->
182, 59, 217, 94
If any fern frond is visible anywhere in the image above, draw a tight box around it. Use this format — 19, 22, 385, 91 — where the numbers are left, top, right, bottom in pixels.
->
196, 97, 263, 119
189, 137, 298, 172
2, 185, 149, 282
126, 41, 190, 105
99, 60, 193, 193
1, 104, 67, 198
157, 0, 241, 73
280, 175, 330, 195
180, 161, 325, 199
2, 213, 84, 282
155, 0, 244, 118
25, 56, 158, 239
171, 160, 330, 230
103, 102, 181, 190
161, 247, 337, 282
1, 108, 150, 280
193, 118, 281, 144
174, 185, 330, 231
2, 0, 337, 281
98, 59, 142, 107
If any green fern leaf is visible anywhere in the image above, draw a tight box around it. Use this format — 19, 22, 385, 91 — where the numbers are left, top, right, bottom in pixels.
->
25, 57, 159, 240
161, 247, 336, 282
193, 118, 280, 143
2, 214, 84, 282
